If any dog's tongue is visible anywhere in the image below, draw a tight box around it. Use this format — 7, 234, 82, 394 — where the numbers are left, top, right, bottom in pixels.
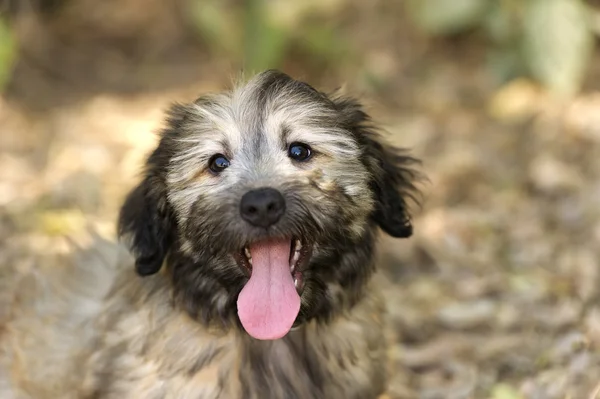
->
237, 238, 300, 340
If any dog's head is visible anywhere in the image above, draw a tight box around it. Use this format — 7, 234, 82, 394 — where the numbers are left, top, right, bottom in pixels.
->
118, 70, 420, 340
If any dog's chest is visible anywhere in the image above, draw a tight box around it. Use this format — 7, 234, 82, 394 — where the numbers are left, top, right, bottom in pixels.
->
82, 304, 387, 398
83, 327, 386, 399
80, 277, 388, 399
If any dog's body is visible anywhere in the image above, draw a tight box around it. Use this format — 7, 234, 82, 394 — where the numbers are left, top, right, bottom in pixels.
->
1, 240, 388, 399
0, 71, 420, 399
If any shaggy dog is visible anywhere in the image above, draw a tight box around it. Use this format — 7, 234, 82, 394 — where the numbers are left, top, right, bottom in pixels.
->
0, 70, 420, 398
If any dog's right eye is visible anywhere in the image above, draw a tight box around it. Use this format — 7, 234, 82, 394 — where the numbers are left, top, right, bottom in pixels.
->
208, 154, 230, 173
288, 142, 312, 162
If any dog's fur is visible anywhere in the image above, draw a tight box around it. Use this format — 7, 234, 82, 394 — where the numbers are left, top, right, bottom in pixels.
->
0, 70, 420, 399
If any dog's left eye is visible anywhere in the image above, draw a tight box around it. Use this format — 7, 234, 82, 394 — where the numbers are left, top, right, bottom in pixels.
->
288, 142, 312, 162
208, 154, 230, 173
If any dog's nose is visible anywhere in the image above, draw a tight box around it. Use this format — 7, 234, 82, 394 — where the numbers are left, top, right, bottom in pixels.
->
240, 188, 286, 228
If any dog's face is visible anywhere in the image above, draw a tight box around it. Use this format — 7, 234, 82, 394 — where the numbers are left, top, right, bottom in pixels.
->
118, 70, 419, 340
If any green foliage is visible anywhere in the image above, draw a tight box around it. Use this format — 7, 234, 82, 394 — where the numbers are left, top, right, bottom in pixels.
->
190, 0, 241, 59
523, 0, 593, 96
407, 0, 491, 35
188, 0, 349, 75
407, 0, 595, 97
0, 17, 16, 91
242, 0, 288, 74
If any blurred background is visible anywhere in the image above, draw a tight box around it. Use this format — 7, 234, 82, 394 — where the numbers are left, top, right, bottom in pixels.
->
1, 0, 600, 397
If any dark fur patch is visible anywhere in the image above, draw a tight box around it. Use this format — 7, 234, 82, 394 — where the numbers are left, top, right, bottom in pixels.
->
331, 95, 421, 238
117, 174, 172, 276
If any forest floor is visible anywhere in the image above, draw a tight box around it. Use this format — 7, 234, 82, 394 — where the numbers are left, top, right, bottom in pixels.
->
1, 2, 600, 398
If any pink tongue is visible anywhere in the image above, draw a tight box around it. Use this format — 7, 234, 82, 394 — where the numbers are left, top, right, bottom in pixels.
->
237, 238, 301, 340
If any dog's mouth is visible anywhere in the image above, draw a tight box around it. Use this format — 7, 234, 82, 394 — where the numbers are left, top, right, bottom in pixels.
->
237, 238, 311, 293
235, 237, 313, 341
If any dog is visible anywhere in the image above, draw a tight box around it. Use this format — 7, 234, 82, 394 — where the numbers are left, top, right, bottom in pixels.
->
0, 70, 420, 398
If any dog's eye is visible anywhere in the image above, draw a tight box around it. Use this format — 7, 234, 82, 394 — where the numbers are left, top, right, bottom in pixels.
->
208, 154, 230, 173
288, 142, 312, 162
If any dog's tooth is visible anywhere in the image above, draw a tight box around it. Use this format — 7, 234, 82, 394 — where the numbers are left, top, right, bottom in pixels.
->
295, 239, 302, 251
290, 250, 300, 266
294, 277, 299, 288
248, 256, 252, 265
290, 264, 295, 273
244, 247, 251, 259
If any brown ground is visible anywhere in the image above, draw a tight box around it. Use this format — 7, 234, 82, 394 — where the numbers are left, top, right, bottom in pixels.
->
1, 1, 600, 398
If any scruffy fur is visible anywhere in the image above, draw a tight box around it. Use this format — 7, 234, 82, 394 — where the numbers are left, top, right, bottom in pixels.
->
0, 70, 420, 398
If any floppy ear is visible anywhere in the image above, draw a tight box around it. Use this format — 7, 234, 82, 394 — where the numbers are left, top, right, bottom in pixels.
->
362, 132, 419, 238
331, 94, 420, 238
117, 103, 191, 275
118, 171, 174, 276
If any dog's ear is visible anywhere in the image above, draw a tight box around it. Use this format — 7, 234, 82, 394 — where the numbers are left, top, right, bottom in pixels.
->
331, 95, 420, 238
118, 171, 174, 276
117, 103, 190, 275
362, 132, 418, 238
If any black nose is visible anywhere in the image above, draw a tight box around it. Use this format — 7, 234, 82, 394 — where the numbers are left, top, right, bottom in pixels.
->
240, 188, 286, 228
